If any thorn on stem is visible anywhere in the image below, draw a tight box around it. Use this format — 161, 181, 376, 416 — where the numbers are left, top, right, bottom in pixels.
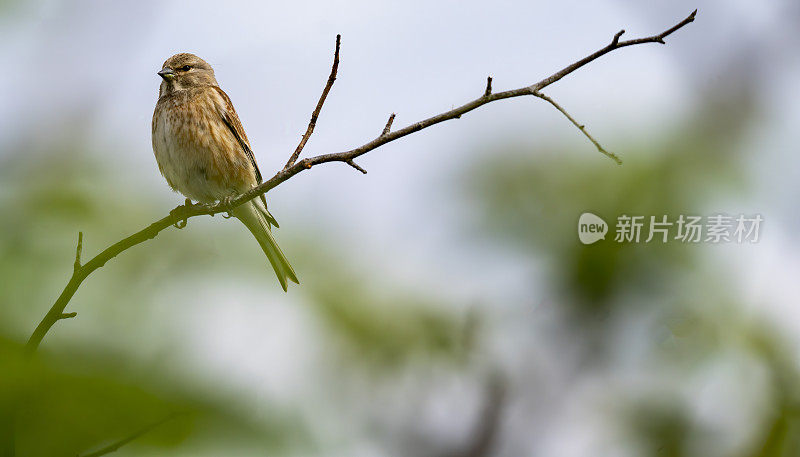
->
484, 76, 493, 97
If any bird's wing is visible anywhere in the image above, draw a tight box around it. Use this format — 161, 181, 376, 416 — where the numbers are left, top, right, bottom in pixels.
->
213, 85, 279, 228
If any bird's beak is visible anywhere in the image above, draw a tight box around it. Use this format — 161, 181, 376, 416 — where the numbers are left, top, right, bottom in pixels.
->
158, 68, 175, 80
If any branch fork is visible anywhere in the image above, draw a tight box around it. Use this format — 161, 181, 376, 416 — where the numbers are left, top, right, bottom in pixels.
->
284, 34, 342, 169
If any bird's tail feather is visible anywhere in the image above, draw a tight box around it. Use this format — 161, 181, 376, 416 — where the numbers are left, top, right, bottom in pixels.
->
233, 201, 299, 292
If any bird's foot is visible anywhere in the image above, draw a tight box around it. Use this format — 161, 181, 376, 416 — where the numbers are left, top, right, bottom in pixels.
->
170, 199, 195, 229
219, 196, 235, 219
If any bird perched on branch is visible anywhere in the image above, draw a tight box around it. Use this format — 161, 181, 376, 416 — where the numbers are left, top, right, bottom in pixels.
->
152, 53, 298, 291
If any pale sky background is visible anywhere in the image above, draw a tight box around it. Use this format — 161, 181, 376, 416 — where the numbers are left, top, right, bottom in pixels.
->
2, 0, 799, 455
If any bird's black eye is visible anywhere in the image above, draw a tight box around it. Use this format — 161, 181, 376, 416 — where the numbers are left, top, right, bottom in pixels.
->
180, 65, 191, 72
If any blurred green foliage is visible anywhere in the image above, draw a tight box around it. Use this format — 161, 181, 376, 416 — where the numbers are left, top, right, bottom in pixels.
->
1, 335, 302, 456
461, 79, 800, 456
302, 250, 475, 369
1, 43, 798, 457
467, 87, 755, 312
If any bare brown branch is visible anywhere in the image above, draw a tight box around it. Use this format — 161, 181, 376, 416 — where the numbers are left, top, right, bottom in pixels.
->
25, 11, 697, 353
531, 9, 696, 91
284, 34, 341, 168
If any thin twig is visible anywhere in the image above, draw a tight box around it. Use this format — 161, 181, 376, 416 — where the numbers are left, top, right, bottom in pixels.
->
284, 34, 341, 169
611, 29, 625, 46
484, 76, 492, 97
25, 11, 697, 353
532, 90, 622, 164
345, 159, 368, 174
78, 414, 179, 457
74, 232, 83, 272
25, 214, 174, 354
530, 9, 696, 91
381, 113, 396, 136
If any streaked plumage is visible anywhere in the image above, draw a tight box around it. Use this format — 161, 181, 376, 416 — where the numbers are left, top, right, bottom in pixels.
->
152, 53, 297, 290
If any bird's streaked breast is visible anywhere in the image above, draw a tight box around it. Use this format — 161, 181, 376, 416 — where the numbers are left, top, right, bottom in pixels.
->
152, 87, 256, 202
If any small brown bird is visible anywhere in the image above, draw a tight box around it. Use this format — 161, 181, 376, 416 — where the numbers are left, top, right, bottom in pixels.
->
152, 53, 298, 291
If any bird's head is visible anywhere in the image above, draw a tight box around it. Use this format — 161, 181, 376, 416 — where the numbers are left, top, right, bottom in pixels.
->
157, 53, 218, 97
